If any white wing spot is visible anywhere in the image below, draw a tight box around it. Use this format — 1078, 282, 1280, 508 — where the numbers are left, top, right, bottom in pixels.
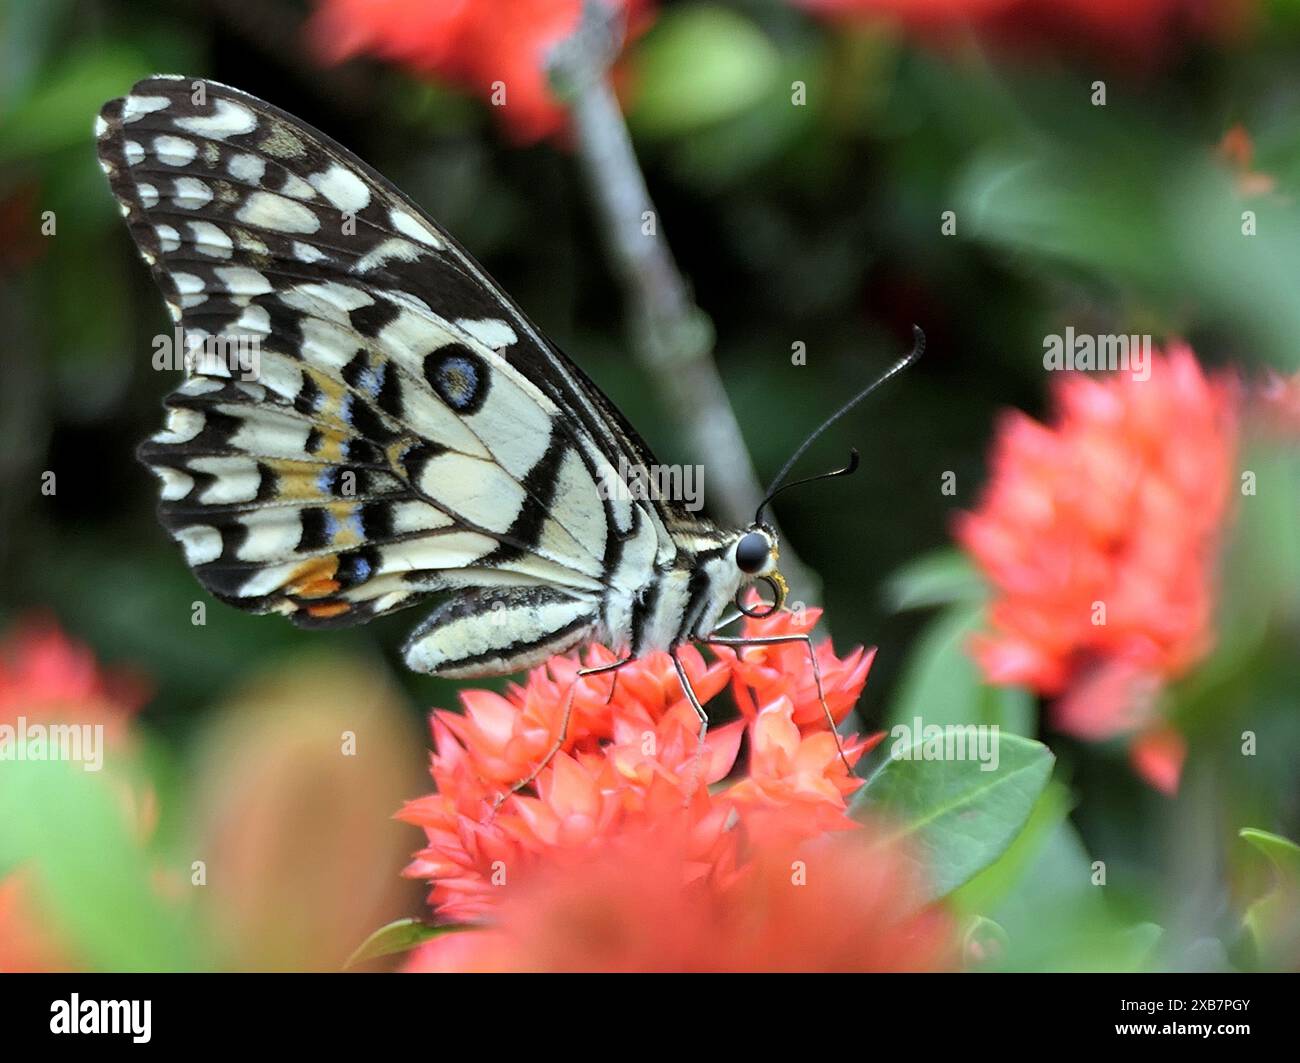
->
233, 305, 271, 336
153, 466, 195, 501
94, 114, 110, 138
172, 176, 213, 209
355, 238, 421, 272
389, 209, 444, 249
189, 221, 234, 259
122, 95, 171, 123
175, 99, 258, 140
279, 173, 318, 201
227, 153, 266, 183
456, 318, 518, 351
309, 164, 371, 212
156, 225, 182, 252
154, 135, 198, 166
172, 272, 205, 295
215, 266, 273, 296
236, 191, 319, 234
176, 525, 223, 566
138, 183, 160, 208
124, 141, 145, 166
292, 241, 329, 264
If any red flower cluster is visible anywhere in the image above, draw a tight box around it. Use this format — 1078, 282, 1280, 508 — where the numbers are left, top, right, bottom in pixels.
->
955, 345, 1240, 791
406, 823, 954, 973
309, 0, 653, 143
399, 604, 875, 922
399, 605, 950, 969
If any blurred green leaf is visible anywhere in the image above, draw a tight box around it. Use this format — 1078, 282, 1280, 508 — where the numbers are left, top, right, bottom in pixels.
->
1239, 829, 1300, 970
0, 41, 150, 161
1240, 827, 1300, 872
0, 752, 199, 971
0, 0, 77, 107
628, 5, 780, 139
854, 732, 1054, 899
884, 548, 985, 612
884, 603, 1036, 736
344, 918, 471, 969
950, 779, 1075, 916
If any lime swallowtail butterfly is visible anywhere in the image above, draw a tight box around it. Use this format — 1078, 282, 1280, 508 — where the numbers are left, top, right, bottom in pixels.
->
96, 76, 919, 788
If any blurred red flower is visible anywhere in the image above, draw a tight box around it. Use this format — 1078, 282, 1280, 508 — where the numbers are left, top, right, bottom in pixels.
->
797, 0, 1252, 60
406, 822, 954, 972
0, 617, 146, 739
954, 346, 1240, 791
398, 611, 879, 924
308, 0, 653, 143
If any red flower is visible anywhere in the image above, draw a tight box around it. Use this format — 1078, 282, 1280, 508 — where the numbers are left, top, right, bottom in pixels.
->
716, 598, 876, 730
955, 346, 1240, 791
796, 0, 1252, 60
0, 617, 146, 735
406, 823, 954, 972
398, 617, 879, 924
309, 0, 654, 143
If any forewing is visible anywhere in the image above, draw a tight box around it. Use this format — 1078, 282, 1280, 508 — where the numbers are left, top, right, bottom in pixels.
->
97, 75, 664, 627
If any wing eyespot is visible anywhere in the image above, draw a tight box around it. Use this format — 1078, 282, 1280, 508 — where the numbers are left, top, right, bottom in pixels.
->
424, 345, 489, 414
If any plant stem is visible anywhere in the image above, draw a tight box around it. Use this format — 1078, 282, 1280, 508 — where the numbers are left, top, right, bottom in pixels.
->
550, 4, 822, 606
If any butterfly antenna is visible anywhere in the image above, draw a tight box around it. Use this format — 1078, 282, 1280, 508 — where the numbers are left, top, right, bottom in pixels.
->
755, 325, 925, 524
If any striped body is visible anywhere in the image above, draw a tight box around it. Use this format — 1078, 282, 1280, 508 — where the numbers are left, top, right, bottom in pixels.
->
97, 76, 781, 679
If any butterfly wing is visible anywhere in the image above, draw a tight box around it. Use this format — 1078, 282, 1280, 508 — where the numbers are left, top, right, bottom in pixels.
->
96, 75, 672, 670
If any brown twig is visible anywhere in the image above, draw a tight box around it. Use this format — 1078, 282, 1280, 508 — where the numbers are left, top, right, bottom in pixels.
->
548, 1, 821, 606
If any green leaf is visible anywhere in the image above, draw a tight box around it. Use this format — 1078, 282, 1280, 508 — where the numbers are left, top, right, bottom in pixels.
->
884, 603, 1035, 736
1240, 828, 1300, 871
883, 549, 986, 612
344, 918, 471, 969
1239, 828, 1300, 970
628, 5, 780, 139
0, 753, 199, 971
0, 42, 149, 161
949, 779, 1075, 916
853, 733, 1055, 899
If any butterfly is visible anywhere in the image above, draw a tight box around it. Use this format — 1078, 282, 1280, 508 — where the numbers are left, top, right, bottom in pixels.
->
96, 76, 920, 792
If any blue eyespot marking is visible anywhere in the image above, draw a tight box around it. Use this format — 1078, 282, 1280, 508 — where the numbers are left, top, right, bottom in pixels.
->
423, 344, 488, 414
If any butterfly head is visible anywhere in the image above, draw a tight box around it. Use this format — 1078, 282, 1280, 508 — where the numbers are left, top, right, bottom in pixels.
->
732, 524, 787, 617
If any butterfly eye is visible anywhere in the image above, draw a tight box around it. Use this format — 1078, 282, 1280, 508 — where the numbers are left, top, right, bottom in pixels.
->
735, 532, 770, 574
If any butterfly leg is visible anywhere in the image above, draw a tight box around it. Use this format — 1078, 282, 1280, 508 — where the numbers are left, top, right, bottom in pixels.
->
700, 633, 853, 773
670, 648, 711, 798
494, 655, 630, 810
